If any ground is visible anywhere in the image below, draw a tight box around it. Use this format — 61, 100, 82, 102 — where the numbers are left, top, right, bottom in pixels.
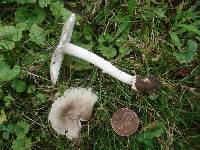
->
0, 0, 200, 149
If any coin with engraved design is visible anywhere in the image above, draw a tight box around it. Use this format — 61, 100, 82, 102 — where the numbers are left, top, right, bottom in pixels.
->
111, 108, 139, 136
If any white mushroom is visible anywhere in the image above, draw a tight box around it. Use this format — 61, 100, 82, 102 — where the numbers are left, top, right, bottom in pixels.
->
50, 13, 160, 93
48, 87, 98, 139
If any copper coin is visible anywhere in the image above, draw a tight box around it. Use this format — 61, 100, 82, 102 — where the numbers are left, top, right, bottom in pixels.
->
111, 108, 139, 136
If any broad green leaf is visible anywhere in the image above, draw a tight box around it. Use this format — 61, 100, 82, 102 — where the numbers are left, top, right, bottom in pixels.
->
0, 26, 16, 41
80, 43, 94, 51
128, 0, 136, 15
29, 24, 45, 45
15, 8, 45, 26
115, 17, 132, 39
119, 47, 127, 55
71, 31, 80, 42
36, 92, 48, 104
12, 136, 32, 150
0, 124, 6, 131
83, 25, 92, 36
0, 64, 20, 82
170, 32, 181, 50
0, 110, 7, 124
173, 40, 198, 63
115, 21, 130, 37
7, 124, 15, 133
0, 26, 23, 42
11, 79, 27, 93
115, 37, 126, 47
83, 26, 93, 41
27, 85, 36, 94
104, 33, 114, 43
3, 94, 13, 107
98, 35, 105, 43
39, 0, 51, 8
137, 122, 165, 147
13, 30, 23, 42
0, 40, 15, 50
97, 45, 117, 59
16, 23, 29, 32
14, 121, 29, 135
16, 0, 36, 4
154, 8, 166, 18
50, 1, 70, 20
178, 24, 200, 36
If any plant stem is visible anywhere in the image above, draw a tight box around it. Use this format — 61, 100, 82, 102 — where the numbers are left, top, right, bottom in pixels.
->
64, 43, 136, 86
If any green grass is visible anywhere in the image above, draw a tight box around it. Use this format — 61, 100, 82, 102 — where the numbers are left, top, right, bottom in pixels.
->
0, 0, 200, 149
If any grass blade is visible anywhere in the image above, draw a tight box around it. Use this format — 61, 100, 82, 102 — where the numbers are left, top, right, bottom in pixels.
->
128, 0, 136, 15
170, 32, 181, 50
178, 24, 200, 36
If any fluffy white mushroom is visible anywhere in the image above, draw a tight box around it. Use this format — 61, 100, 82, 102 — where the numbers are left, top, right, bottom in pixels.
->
50, 13, 160, 93
48, 87, 98, 139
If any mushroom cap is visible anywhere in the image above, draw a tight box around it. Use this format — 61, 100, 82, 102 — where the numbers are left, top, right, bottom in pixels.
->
50, 13, 76, 84
48, 87, 98, 139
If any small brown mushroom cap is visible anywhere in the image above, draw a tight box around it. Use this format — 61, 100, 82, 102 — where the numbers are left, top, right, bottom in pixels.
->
48, 88, 98, 139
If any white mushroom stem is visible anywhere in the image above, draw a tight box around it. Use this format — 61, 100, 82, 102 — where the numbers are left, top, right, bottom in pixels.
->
50, 13, 160, 93
64, 43, 136, 86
